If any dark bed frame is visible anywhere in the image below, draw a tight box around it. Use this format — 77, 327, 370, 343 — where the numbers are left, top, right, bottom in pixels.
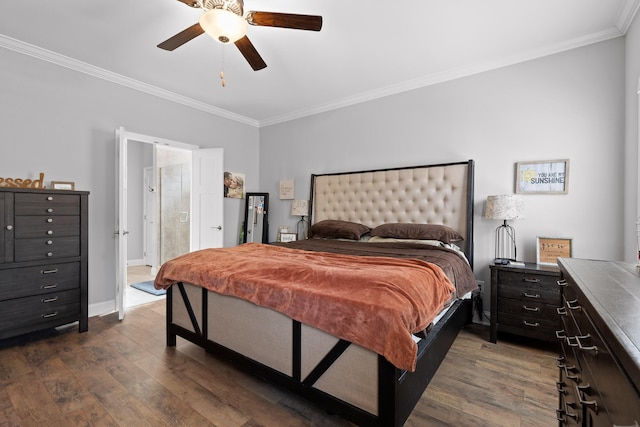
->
165, 160, 475, 426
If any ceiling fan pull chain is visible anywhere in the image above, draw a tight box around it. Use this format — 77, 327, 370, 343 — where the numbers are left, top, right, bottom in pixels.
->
220, 44, 226, 87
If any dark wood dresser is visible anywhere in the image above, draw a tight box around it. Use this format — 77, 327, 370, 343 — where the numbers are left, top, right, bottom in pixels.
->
0, 188, 88, 340
557, 258, 640, 426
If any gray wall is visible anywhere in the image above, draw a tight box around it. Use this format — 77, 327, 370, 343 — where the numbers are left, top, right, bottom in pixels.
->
625, 14, 640, 265
259, 38, 626, 308
0, 47, 260, 313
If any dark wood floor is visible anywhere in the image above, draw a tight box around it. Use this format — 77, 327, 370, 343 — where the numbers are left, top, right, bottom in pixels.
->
0, 301, 558, 426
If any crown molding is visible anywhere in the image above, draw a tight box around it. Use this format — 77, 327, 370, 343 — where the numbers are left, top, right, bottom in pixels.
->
0, 34, 259, 127
616, 0, 640, 32
259, 27, 626, 127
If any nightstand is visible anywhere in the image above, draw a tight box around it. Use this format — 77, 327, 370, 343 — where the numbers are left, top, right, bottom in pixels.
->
489, 262, 561, 343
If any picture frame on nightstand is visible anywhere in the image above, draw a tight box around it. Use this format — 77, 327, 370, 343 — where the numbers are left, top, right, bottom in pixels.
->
536, 237, 572, 265
279, 232, 297, 243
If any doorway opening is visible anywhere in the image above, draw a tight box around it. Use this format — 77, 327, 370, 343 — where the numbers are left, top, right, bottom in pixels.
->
125, 143, 193, 308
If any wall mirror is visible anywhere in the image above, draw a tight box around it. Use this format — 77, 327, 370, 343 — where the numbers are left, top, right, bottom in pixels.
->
243, 193, 269, 243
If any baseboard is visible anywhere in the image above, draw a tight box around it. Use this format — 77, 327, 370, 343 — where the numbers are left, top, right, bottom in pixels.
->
127, 259, 144, 266
89, 300, 116, 317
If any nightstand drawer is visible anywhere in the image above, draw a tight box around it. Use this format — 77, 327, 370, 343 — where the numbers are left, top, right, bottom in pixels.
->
496, 282, 559, 305
497, 296, 559, 320
496, 269, 560, 288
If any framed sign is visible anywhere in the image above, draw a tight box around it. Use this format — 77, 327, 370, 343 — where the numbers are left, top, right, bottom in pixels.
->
279, 232, 298, 243
536, 237, 572, 265
51, 181, 75, 190
515, 159, 569, 194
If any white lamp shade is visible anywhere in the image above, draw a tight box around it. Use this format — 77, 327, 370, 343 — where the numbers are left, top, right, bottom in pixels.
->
291, 200, 309, 216
199, 9, 247, 44
484, 195, 524, 220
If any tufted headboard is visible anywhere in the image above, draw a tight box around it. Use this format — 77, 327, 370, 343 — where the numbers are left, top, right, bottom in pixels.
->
309, 160, 475, 267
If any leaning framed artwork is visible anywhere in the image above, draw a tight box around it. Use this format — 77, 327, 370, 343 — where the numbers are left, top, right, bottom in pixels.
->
51, 181, 75, 190
536, 237, 572, 265
515, 159, 569, 194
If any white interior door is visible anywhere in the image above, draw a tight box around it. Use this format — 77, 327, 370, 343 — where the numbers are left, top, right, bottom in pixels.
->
192, 148, 224, 250
115, 127, 128, 320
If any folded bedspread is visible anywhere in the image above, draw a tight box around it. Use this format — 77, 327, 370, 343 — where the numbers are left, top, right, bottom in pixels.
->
155, 242, 458, 371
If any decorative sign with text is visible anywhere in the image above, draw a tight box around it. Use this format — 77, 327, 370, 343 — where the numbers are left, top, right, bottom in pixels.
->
516, 160, 569, 194
0, 172, 45, 188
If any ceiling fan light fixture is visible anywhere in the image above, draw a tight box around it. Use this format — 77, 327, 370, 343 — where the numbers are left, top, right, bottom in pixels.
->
199, 9, 247, 44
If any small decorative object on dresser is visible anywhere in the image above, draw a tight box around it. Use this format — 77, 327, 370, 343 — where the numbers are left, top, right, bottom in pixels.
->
490, 262, 561, 343
536, 236, 572, 265
0, 188, 89, 340
50, 181, 75, 190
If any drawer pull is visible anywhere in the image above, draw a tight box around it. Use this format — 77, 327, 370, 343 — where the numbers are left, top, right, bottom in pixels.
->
522, 305, 540, 312
555, 329, 566, 340
46, 240, 53, 245
556, 381, 567, 395
47, 196, 53, 201
575, 334, 598, 355
575, 384, 598, 413
5, 225, 12, 231
42, 312, 58, 318
556, 279, 567, 288
523, 277, 540, 283
47, 208, 54, 213
46, 218, 53, 223
46, 252, 53, 257
523, 320, 539, 327
523, 292, 540, 299
566, 299, 582, 311
47, 230, 53, 235
564, 365, 580, 383
42, 268, 58, 274
41, 284, 58, 289
557, 307, 567, 316
42, 296, 58, 303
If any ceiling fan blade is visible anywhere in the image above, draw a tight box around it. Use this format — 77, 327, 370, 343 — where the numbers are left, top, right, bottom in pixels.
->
235, 36, 267, 71
176, 0, 199, 7
247, 12, 322, 31
157, 23, 204, 51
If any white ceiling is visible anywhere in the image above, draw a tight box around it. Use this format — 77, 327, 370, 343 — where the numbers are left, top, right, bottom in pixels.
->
0, 0, 638, 127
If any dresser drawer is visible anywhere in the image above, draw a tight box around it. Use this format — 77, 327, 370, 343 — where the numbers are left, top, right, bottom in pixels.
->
14, 236, 80, 262
14, 193, 80, 216
0, 262, 80, 300
14, 215, 80, 238
0, 288, 80, 333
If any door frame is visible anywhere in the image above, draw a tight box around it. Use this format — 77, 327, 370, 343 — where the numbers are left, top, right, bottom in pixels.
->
115, 127, 199, 320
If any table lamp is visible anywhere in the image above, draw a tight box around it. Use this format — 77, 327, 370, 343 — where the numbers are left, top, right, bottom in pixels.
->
291, 199, 309, 240
484, 194, 524, 263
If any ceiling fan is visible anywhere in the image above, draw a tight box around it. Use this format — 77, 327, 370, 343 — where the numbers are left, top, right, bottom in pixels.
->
158, 0, 323, 71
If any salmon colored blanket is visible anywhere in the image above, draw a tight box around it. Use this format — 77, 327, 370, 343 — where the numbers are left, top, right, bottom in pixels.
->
154, 243, 456, 371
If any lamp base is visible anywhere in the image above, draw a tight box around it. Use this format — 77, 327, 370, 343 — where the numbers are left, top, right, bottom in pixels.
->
495, 221, 517, 262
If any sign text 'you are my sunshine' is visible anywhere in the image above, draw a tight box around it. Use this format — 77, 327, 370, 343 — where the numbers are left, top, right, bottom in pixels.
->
517, 160, 568, 193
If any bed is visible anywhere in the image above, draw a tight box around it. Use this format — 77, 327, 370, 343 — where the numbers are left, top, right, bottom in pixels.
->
155, 160, 476, 426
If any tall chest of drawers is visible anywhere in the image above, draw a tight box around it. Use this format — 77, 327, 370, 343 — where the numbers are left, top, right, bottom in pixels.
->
0, 188, 88, 340
557, 258, 640, 426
